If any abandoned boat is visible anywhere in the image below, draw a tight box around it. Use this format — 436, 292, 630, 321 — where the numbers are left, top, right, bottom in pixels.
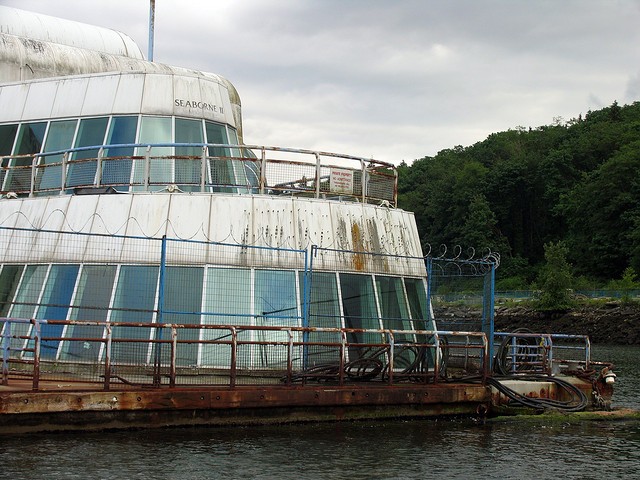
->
0, 6, 615, 433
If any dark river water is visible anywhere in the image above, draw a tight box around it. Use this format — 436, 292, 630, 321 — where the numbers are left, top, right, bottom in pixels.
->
1, 345, 638, 480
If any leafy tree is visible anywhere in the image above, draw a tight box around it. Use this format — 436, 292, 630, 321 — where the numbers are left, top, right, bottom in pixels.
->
536, 241, 575, 311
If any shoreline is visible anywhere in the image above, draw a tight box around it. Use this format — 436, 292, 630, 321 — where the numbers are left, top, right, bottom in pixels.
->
494, 302, 640, 345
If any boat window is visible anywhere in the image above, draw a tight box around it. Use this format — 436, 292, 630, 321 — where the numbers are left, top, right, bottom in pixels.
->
162, 266, 204, 366
103, 116, 138, 189
228, 128, 249, 190
201, 267, 252, 367
0, 265, 23, 317
0, 124, 17, 156
255, 269, 298, 368
175, 118, 204, 191
14, 122, 46, 156
339, 273, 382, 357
205, 121, 233, 190
38, 119, 77, 191
404, 278, 429, 326
36, 265, 80, 359
136, 116, 172, 186
67, 117, 109, 188
8, 265, 48, 354
4, 122, 46, 193
60, 265, 117, 361
109, 265, 159, 364
375, 275, 412, 338
299, 271, 342, 366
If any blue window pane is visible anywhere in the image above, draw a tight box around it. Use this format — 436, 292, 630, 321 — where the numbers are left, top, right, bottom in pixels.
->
201, 268, 251, 367
110, 266, 158, 364
162, 266, 203, 366
299, 271, 341, 367
137, 117, 172, 186
37, 265, 80, 358
255, 270, 298, 368
61, 265, 116, 361
103, 116, 138, 189
175, 118, 204, 191
6, 122, 46, 193
67, 117, 108, 188
38, 120, 77, 192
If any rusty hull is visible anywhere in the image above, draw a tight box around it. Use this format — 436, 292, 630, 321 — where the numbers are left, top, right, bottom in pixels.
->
0, 382, 490, 433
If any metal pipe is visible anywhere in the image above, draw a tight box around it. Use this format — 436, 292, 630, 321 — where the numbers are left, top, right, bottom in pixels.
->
148, 0, 155, 62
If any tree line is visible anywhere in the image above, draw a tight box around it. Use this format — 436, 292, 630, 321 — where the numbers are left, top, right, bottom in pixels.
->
397, 101, 640, 291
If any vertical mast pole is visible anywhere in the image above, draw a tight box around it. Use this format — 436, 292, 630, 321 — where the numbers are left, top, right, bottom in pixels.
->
148, 0, 156, 61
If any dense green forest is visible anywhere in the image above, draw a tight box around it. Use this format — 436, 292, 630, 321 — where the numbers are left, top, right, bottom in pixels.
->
397, 101, 640, 290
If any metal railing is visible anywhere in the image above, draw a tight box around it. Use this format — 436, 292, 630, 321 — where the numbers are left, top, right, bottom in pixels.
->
0, 143, 397, 206
493, 331, 591, 375
1, 318, 488, 391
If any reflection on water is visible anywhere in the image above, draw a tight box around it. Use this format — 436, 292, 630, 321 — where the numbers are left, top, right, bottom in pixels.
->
592, 344, 640, 410
1, 345, 639, 480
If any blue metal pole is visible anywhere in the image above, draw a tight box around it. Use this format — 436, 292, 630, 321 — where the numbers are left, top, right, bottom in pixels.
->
148, 0, 155, 62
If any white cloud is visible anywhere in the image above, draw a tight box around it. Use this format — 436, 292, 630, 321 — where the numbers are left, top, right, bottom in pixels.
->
3, 0, 640, 163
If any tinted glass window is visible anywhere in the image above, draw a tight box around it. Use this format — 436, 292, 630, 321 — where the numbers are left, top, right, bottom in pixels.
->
67, 117, 108, 187
61, 265, 117, 361
110, 265, 158, 364
103, 116, 138, 188
38, 120, 77, 191
175, 118, 204, 190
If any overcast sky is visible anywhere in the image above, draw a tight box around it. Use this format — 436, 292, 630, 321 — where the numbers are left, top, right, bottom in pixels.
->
3, 0, 640, 164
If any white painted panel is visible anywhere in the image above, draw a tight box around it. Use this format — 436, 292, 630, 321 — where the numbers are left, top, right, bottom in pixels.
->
124, 194, 171, 238
141, 74, 174, 116
81, 76, 120, 116
51, 77, 89, 118
0, 84, 28, 123
197, 79, 228, 124
206, 195, 253, 266
0, 199, 25, 263
119, 194, 170, 264
172, 76, 205, 118
164, 195, 211, 265
112, 74, 144, 114
21, 81, 57, 121
84, 194, 132, 263
217, 83, 236, 127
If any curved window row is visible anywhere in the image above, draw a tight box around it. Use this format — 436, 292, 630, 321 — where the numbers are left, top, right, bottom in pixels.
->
0, 263, 430, 369
0, 116, 258, 194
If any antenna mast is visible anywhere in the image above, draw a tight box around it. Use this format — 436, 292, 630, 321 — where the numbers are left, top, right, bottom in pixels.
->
148, 0, 155, 61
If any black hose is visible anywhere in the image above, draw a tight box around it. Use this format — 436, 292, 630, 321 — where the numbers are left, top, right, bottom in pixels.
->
487, 375, 589, 412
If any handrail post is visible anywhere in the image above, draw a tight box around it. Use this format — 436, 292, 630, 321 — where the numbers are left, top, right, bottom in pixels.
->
259, 147, 267, 195
32, 319, 41, 391
104, 323, 112, 390
61, 151, 68, 194
286, 329, 293, 386
200, 146, 207, 192
339, 330, 346, 386
30, 154, 38, 197
144, 145, 151, 191
1, 319, 10, 386
230, 327, 237, 388
170, 325, 177, 388
361, 158, 367, 204
315, 153, 321, 199
387, 330, 394, 385
96, 147, 104, 187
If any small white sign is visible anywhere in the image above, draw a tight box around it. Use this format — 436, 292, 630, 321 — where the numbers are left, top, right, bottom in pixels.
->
330, 168, 354, 194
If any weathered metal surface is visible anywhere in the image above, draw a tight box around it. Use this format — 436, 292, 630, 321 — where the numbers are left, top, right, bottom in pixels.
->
0, 382, 491, 433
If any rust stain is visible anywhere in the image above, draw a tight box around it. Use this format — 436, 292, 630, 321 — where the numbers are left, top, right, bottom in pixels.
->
351, 222, 365, 270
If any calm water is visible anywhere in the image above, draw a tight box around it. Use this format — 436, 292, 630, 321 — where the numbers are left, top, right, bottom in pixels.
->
1, 345, 638, 480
